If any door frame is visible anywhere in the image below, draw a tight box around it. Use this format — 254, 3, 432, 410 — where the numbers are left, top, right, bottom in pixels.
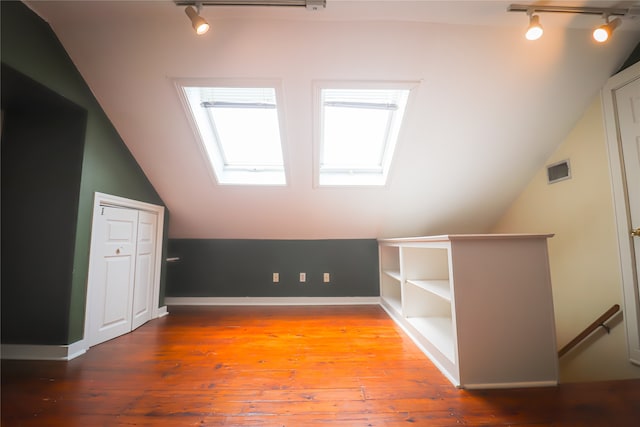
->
602, 60, 640, 365
84, 192, 165, 349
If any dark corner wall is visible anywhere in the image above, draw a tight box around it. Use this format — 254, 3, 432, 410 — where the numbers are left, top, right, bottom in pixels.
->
166, 239, 380, 298
1, 2, 167, 346
619, 41, 640, 73
1, 64, 87, 345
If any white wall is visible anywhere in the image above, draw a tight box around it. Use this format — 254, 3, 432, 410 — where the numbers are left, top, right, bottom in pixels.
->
491, 95, 640, 382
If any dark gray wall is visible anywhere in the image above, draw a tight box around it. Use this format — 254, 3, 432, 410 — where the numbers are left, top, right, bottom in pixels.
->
167, 239, 380, 298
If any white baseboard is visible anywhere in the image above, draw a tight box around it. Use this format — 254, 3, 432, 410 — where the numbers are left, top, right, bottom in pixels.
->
1, 340, 86, 361
165, 296, 381, 306
157, 305, 169, 317
463, 380, 558, 390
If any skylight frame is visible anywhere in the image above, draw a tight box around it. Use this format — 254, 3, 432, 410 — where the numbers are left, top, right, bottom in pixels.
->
313, 81, 416, 187
177, 79, 289, 186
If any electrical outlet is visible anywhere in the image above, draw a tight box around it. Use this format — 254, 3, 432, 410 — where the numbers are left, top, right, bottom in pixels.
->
273, 272, 279, 283
323, 273, 330, 283
299, 272, 306, 282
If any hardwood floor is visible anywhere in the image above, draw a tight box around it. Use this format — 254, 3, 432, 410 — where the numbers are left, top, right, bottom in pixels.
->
2, 305, 639, 426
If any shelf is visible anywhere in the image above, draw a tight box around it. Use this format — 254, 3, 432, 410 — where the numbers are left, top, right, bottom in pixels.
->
406, 279, 451, 301
382, 296, 402, 316
383, 270, 402, 282
407, 316, 455, 362
379, 234, 558, 389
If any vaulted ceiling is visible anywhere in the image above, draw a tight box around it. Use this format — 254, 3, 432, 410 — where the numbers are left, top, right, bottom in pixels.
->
25, 0, 640, 239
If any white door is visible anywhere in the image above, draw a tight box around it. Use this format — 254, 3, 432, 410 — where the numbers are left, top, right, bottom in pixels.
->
616, 76, 640, 363
616, 76, 640, 273
88, 205, 159, 347
604, 61, 640, 365
89, 206, 139, 346
131, 211, 157, 330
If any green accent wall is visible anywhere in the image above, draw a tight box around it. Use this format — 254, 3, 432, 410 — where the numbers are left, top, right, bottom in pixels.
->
167, 239, 380, 298
1, 2, 168, 345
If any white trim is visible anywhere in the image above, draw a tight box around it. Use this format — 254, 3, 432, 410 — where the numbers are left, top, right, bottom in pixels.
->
165, 296, 380, 306
602, 61, 640, 366
84, 192, 165, 349
97, 193, 163, 214
462, 381, 558, 390
157, 306, 169, 317
1, 341, 86, 361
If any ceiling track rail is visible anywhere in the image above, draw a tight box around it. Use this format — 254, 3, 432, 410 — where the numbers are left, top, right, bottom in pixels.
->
507, 4, 631, 17
175, 0, 326, 8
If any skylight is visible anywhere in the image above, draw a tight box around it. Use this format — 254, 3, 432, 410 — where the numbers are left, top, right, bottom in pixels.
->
180, 84, 286, 185
316, 84, 413, 186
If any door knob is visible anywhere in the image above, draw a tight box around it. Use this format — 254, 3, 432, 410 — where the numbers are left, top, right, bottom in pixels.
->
632, 228, 640, 237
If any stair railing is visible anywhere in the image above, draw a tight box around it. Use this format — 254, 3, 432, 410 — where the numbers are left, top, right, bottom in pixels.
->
558, 304, 621, 357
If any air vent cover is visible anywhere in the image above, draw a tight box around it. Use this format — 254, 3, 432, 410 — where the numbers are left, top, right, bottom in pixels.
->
547, 159, 571, 184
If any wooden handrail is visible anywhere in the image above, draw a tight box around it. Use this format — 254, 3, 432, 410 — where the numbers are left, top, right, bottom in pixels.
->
558, 304, 620, 357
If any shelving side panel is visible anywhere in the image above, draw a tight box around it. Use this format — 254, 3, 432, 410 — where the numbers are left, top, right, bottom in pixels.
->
380, 273, 402, 316
450, 237, 558, 387
379, 244, 402, 316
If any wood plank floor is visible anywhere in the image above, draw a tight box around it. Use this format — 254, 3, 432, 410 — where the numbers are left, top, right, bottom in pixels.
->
2, 305, 639, 426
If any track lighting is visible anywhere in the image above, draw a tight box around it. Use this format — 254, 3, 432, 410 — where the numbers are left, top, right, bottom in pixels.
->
593, 17, 621, 43
176, 1, 326, 10
185, 3, 209, 35
508, 4, 632, 43
525, 12, 543, 41
178, 0, 326, 35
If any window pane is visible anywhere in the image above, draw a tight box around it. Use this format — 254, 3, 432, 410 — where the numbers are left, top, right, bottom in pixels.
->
322, 106, 389, 168
318, 86, 410, 185
208, 107, 283, 166
201, 87, 283, 168
181, 84, 287, 185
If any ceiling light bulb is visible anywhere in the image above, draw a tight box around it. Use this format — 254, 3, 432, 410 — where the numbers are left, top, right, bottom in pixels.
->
525, 14, 543, 41
194, 20, 210, 35
593, 18, 621, 43
185, 6, 210, 35
593, 26, 609, 42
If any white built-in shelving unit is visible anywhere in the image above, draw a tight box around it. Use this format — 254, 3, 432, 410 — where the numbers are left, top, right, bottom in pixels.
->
378, 234, 558, 389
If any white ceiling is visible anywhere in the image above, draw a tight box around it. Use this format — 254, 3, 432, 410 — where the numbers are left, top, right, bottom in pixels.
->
25, 0, 640, 239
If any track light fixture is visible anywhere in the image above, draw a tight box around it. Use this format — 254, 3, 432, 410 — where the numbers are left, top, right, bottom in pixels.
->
525, 10, 543, 41
176, 1, 326, 11
178, 0, 325, 34
508, 4, 634, 43
185, 3, 209, 35
593, 16, 621, 43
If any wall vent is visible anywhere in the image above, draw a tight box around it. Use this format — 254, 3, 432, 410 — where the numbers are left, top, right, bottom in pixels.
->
547, 159, 571, 184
